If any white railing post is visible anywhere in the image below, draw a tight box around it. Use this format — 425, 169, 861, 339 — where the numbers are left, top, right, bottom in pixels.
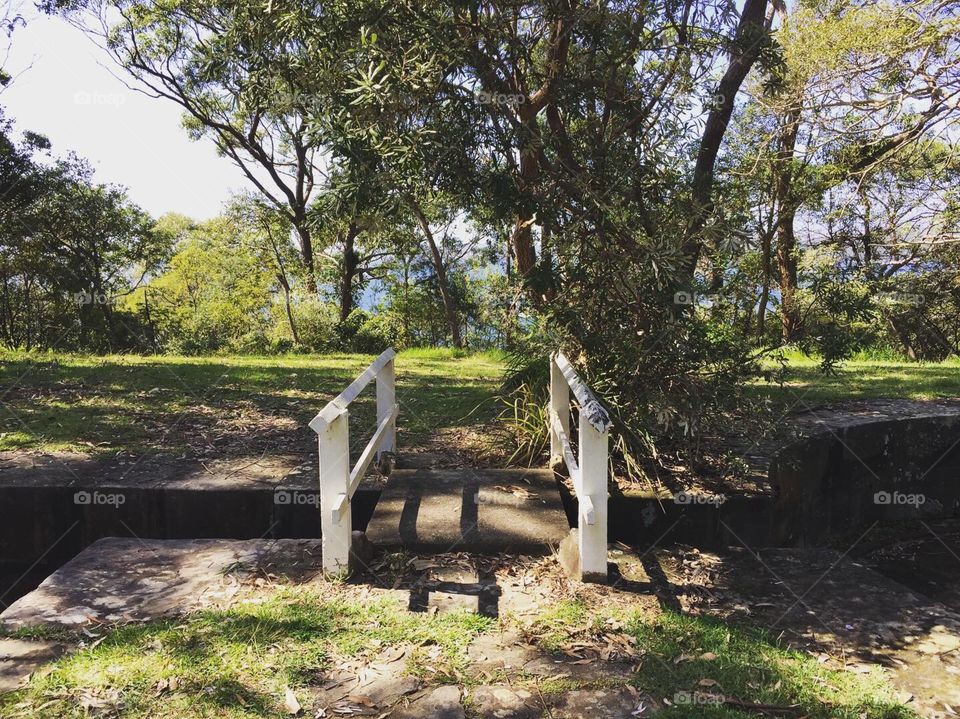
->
578, 416, 609, 582
552, 351, 610, 583
549, 354, 569, 466
377, 355, 396, 456
319, 411, 352, 574
311, 348, 398, 576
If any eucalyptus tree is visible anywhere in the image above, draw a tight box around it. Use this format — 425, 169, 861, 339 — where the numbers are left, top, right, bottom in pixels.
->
743, 0, 960, 342
227, 193, 302, 344
817, 145, 960, 360
71, 0, 336, 292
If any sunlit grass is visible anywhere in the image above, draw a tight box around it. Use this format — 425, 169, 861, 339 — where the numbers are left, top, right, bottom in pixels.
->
0, 349, 507, 455
0, 587, 491, 719
524, 600, 917, 719
752, 350, 960, 409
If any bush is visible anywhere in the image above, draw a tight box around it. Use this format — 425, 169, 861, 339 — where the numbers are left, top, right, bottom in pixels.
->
281, 298, 339, 351
353, 313, 402, 353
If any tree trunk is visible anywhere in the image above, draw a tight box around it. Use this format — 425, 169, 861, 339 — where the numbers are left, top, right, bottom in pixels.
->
293, 221, 317, 295
339, 223, 359, 322
511, 145, 540, 283
408, 199, 464, 349
279, 275, 299, 344
683, 0, 772, 274
774, 105, 802, 343
884, 310, 919, 361
756, 228, 773, 339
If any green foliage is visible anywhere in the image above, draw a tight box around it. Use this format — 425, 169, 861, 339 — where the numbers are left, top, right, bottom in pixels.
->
498, 381, 550, 467
0, 115, 168, 353
0, 587, 490, 719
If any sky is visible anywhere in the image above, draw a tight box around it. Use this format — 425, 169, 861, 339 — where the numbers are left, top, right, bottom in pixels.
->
1, 6, 248, 220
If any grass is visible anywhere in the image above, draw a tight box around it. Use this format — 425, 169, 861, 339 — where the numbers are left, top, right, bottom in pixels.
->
528, 600, 916, 719
1, 347, 956, 457
0, 593, 916, 719
0, 587, 491, 719
751, 350, 960, 410
0, 348, 506, 457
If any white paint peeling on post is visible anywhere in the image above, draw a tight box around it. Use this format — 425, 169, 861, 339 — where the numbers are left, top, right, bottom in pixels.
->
550, 351, 610, 583
554, 352, 613, 433
311, 348, 398, 574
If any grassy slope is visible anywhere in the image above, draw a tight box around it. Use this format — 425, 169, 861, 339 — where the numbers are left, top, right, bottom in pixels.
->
0, 349, 505, 456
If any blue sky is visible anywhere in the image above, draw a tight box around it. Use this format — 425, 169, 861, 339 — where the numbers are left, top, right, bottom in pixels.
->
2, 6, 248, 220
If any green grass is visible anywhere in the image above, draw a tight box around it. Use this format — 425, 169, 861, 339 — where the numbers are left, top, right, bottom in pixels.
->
2, 347, 955, 456
0, 594, 916, 719
0, 587, 491, 719
527, 600, 916, 719
0, 349, 506, 456
751, 350, 960, 410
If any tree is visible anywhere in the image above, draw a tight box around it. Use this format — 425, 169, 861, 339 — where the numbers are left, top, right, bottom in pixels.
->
744, 0, 960, 344
76, 0, 328, 291
0, 117, 166, 352
227, 194, 302, 345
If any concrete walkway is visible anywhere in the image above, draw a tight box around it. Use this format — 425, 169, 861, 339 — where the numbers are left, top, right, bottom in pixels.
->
365, 458, 569, 554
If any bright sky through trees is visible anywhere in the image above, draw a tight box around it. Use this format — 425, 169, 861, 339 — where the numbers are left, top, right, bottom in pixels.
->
1, 5, 246, 218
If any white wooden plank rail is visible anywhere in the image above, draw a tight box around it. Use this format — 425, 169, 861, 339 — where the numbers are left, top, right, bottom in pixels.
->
309, 348, 397, 573
550, 351, 612, 582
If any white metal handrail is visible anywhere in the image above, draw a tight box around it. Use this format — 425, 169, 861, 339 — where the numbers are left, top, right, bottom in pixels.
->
549, 351, 611, 582
310, 348, 398, 573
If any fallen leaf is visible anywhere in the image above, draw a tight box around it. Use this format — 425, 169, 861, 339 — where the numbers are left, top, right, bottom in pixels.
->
284, 688, 302, 715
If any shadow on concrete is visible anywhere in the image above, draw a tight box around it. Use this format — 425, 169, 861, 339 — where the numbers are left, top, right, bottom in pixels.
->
407, 565, 501, 618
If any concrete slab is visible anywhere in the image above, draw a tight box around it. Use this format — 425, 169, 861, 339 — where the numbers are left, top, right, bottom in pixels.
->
366, 467, 568, 554
0, 537, 325, 629
0, 639, 67, 692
